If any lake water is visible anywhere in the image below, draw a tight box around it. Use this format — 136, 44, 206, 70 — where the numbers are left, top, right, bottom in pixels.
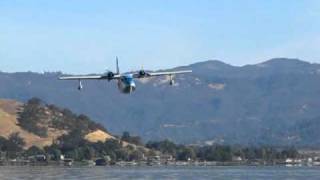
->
0, 166, 319, 180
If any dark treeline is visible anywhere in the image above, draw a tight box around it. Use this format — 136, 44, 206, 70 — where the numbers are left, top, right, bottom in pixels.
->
146, 140, 300, 162
0, 132, 149, 162
0, 132, 300, 162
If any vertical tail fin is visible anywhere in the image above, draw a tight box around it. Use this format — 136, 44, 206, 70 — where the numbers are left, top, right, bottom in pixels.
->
116, 56, 120, 74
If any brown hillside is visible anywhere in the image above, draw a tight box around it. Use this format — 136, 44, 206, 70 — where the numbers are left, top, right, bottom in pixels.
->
0, 99, 53, 148
84, 129, 115, 143
0, 99, 114, 148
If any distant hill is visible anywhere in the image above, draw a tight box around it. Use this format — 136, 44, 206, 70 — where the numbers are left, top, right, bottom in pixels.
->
0, 98, 114, 148
1, 58, 320, 146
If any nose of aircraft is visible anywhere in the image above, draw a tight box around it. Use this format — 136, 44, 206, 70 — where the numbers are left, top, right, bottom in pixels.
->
129, 83, 136, 93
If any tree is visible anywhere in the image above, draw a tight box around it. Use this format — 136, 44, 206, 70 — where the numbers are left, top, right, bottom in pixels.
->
129, 150, 144, 161
0, 136, 8, 151
176, 146, 196, 161
82, 146, 96, 160
27, 98, 42, 106
121, 132, 143, 146
25, 146, 44, 156
44, 144, 62, 161
146, 140, 177, 155
281, 147, 299, 159
58, 129, 85, 152
5, 133, 26, 158
214, 145, 232, 162
17, 98, 48, 137
121, 132, 131, 141
8, 133, 25, 149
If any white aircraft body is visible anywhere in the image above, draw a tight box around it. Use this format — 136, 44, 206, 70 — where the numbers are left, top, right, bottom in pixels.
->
59, 58, 192, 94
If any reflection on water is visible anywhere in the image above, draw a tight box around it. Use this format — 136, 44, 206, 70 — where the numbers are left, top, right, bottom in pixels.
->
0, 166, 319, 180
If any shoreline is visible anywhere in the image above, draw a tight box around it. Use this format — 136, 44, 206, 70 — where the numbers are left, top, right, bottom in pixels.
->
0, 160, 319, 168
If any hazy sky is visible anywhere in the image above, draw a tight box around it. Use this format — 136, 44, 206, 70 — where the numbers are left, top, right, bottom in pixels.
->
1, 0, 320, 73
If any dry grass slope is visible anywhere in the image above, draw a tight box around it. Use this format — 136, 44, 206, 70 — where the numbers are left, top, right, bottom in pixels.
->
84, 129, 115, 143
0, 99, 115, 148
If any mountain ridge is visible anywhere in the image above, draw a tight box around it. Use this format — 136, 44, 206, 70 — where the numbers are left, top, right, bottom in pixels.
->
1, 58, 320, 146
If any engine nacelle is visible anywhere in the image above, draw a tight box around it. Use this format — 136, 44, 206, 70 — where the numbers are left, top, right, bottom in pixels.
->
139, 70, 146, 77
107, 71, 115, 79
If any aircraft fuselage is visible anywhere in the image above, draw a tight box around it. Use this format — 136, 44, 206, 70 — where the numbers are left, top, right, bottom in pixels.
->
117, 74, 136, 94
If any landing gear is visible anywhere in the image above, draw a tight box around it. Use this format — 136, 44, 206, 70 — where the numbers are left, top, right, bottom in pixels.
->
169, 75, 175, 86
78, 80, 83, 91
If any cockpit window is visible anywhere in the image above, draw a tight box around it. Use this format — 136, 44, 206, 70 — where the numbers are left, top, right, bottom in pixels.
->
123, 75, 133, 84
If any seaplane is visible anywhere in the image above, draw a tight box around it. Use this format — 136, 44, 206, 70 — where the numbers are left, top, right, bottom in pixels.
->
59, 57, 192, 94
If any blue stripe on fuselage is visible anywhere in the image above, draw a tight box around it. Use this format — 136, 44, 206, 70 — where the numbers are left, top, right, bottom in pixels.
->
122, 74, 135, 86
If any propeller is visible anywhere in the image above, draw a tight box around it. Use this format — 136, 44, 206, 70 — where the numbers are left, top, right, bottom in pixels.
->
104, 69, 115, 80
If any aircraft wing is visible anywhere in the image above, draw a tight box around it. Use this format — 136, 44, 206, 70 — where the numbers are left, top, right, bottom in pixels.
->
59, 74, 121, 80
148, 70, 192, 76
133, 70, 192, 78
